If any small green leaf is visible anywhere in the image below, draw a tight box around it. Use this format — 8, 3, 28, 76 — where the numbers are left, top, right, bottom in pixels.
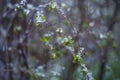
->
19, 12, 27, 17
72, 55, 84, 63
98, 40, 106, 48
41, 15, 46, 21
48, 0, 57, 11
64, 20, 70, 26
62, 42, 69, 46
35, 22, 41, 27
50, 53, 56, 59
14, 26, 22, 33
112, 42, 118, 49
72, 55, 80, 63
40, 36, 50, 43
83, 21, 89, 28
15, 4, 21, 11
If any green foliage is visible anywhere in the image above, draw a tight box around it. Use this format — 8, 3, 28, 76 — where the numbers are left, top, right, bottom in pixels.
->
50, 77, 59, 80
35, 15, 46, 27
91, 62, 100, 79
48, 0, 57, 11
50, 53, 56, 59
98, 39, 106, 48
104, 53, 120, 80
40, 36, 51, 43
73, 66, 85, 80
35, 22, 41, 27
19, 12, 27, 17
83, 21, 89, 28
2, 0, 120, 80
57, 36, 74, 46
97, 32, 115, 48
41, 15, 46, 21
14, 25, 22, 33
15, 4, 22, 11
64, 20, 71, 26
73, 55, 81, 63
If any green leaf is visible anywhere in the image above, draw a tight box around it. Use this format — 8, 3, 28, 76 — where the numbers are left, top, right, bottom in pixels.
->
40, 36, 50, 43
15, 4, 21, 11
63, 42, 69, 46
98, 40, 106, 48
14, 26, 22, 33
72, 55, 84, 64
72, 55, 80, 63
19, 12, 27, 17
50, 53, 56, 59
35, 22, 41, 27
64, 20, 70, 26
48, 0, 57, 11
41, 15, 46, 21
83, 21, 89, 28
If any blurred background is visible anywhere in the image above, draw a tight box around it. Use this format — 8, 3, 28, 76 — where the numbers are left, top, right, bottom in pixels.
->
0, 0, 120, 80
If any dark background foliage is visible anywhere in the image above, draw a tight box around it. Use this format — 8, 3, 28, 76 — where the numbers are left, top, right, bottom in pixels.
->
0, 0, 120, 80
